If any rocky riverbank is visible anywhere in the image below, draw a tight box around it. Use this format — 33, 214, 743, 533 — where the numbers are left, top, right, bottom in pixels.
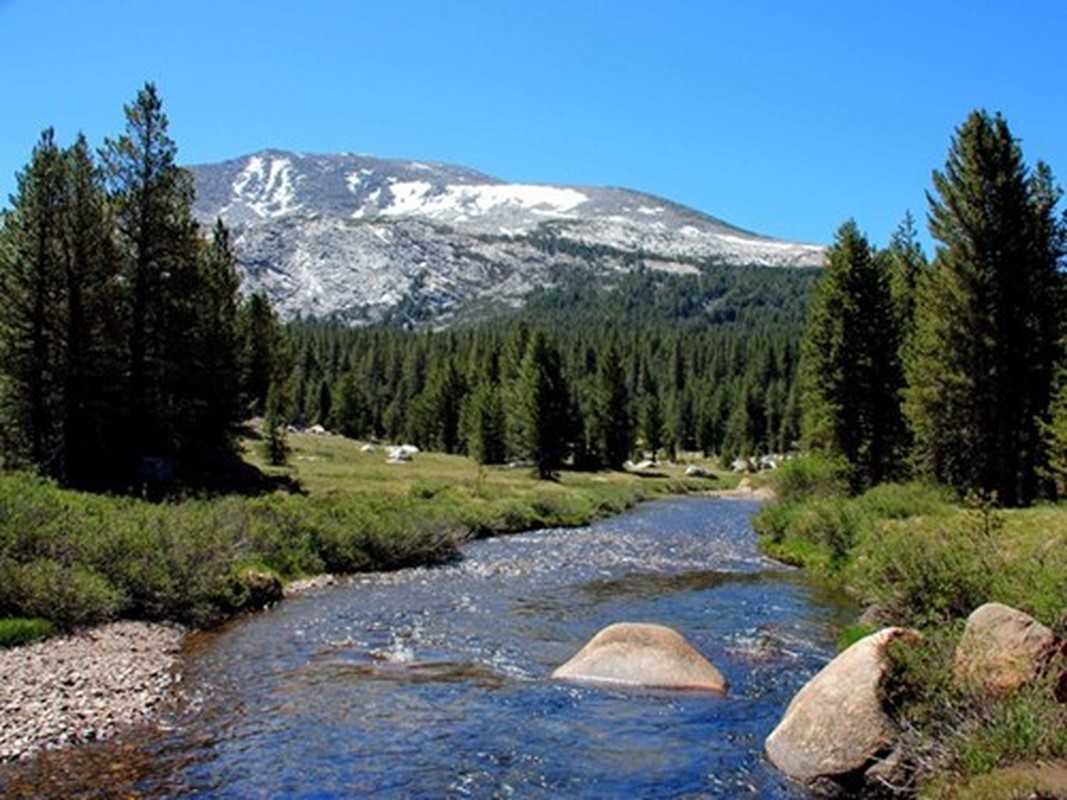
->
0, 621, 186, 762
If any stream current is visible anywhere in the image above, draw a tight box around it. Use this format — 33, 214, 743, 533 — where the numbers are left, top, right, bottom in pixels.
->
3, 497, 855, 797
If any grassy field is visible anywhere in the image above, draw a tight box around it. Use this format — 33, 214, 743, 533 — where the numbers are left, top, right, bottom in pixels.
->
0, 431, 730, 639
751, 457, 1067, 798
251, 431, 725, 525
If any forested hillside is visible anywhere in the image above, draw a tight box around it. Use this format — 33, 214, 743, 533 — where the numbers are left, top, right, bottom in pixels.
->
285, 262, 818, 471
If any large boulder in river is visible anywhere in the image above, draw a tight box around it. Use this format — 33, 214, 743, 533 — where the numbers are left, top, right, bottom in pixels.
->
954, 602, 1061, 696
552, 622, 728, 693
765, 627, 911, 790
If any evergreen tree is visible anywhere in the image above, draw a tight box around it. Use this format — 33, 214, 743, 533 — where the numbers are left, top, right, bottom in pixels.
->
333, 371, 370, 438
596, 346, 633, 468
641, 392, 664, 461
800, 220, 907, 491
61, 134, 123, 486
239, 293, 282, 417
465, 380, 508, 465
193, 219, 241, 449
0, 129, 69, 474
884, 211, 927, 340
415, 357, 466, 453
906, 111, 1065, 505
102, 82, 209, 474
515, 331, 571, 478
263, 380, 290, 466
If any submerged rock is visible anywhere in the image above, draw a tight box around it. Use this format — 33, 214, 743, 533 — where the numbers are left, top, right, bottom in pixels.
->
765, 627, 911, 791
552, 622, 728, 693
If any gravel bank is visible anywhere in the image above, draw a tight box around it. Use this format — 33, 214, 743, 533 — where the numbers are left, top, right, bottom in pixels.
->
0, 621, 186, 762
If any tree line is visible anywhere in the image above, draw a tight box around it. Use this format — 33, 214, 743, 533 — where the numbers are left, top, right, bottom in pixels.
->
0, 84, 288, 492
284, 316, 805, 478
801, 110, 1067, 505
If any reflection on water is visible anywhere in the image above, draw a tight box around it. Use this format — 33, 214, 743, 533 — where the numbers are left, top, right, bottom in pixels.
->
0, 497, 854, 798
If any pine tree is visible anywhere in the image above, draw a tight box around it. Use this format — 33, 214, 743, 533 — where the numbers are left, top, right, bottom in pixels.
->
515, 331, 571, 479
640, 392, 664, 461
193, 219, 241, 449
333, 371, 369, 438
415, 357, 466, 453
102, 83, 206, 474
596, 346, 633, 469
884, 211, 927, 339
239, 293, 282, 417
60, 134, 124, 486
906, 111, 1065, 505
0, 129, 69, 474
800, 220, 907, 491
465, 380, 508, 465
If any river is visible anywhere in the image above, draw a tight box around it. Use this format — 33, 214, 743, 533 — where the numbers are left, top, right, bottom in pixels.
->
2, 496, 855, 797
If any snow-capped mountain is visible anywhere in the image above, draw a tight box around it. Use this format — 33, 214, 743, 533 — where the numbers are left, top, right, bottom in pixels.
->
188, 150, 824, 325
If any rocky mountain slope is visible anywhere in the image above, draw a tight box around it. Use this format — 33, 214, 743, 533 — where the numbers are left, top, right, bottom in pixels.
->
189, 150, 824, 325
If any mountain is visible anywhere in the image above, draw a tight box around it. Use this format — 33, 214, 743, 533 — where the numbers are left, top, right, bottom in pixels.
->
188, 150, 825, 325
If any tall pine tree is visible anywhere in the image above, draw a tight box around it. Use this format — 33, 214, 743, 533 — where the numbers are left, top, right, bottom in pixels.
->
906, 111, 1065, 505
515, 331, 571, 479
102, 82, 207, 475
0, 129, 69, 475
800, 220, 907, 491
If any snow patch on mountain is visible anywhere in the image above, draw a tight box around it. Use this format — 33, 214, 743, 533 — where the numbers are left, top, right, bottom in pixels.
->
231, 155, 302, 218
378, 182, 589, 222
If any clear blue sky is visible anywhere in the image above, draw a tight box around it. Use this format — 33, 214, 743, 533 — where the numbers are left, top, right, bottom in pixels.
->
2, 0, 1066, 248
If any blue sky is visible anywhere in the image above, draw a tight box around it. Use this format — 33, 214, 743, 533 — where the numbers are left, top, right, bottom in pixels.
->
2, 1, 1065, 248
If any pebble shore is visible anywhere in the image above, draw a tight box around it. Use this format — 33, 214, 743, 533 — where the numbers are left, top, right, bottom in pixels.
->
0, 621, 186, 762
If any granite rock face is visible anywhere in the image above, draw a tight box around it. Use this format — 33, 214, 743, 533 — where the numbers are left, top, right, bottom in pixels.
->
188, 150, 825, 325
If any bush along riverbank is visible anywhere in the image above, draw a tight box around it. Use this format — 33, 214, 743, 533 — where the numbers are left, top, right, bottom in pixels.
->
0, 432, 724, 636
753, 456, 1067, 798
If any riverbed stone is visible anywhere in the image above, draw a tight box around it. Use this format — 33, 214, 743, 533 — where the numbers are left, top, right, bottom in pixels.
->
765, 627, 910, 789
0, 621, 185, 762
551, 622, 728, 693
954, 602, 1061, 696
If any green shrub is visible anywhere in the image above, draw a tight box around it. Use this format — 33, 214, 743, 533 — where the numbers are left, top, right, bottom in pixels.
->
768, 454, 849, 503
855, 481, 953, 520
0, 558, 124, 629
409, 480, 448, 500
754, 495, 869, 571
226, 565, 284, 612
0, 617, 56, 647
849, 501, 1002, 627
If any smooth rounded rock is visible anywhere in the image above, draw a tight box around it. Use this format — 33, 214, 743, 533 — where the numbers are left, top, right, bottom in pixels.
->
765, 627, 910, 786
954, 602, 1060, 696
552, 622, 728, 693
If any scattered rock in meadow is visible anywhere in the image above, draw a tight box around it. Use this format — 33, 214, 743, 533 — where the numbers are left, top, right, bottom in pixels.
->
684, 465, 714, 478
954, 602, 1061, 696
552, 622, 728, 693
